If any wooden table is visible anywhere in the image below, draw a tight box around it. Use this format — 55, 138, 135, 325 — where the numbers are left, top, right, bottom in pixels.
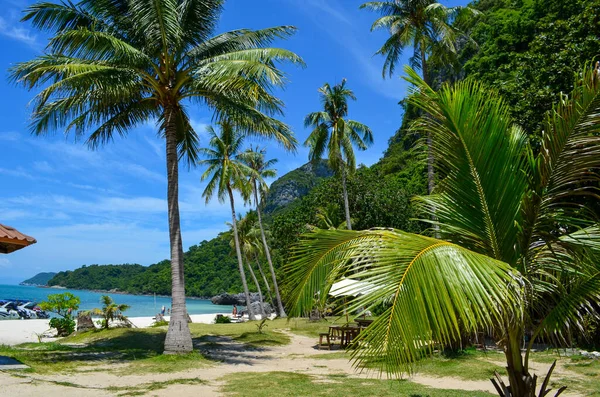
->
339, 326, 360, 348
355, 318, 374, 328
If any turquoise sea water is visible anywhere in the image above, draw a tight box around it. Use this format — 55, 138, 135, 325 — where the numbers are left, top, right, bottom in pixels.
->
0, 284, 222, 317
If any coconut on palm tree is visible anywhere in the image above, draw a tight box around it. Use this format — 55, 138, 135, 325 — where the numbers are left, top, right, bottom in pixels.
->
243, 147, 286, 317
360, 0, 477, 194
200, 121, 260, 320
304, 79, 373, 230
286, 65, 600, 397
12, 0, 302, 353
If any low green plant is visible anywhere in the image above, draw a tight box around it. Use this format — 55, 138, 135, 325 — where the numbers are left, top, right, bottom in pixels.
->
256, 318, 268, 333
90, 295, 130, 330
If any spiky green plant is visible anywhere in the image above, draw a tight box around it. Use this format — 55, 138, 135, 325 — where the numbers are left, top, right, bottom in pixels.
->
11, 0, 302, 353
286, 65, 600, 397
91, 295, 130, 330
304, 79, 373, 230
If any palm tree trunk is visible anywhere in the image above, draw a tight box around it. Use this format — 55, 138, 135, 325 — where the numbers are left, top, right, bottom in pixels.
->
503, 330, 535, 397
255, 255, 274, 306
254, 182, 287, 318
421, 45, 435, 196
245, 260, 266, 318
228, 185, 256, 321
341, 167, 352, 230
163, 105, 193, 354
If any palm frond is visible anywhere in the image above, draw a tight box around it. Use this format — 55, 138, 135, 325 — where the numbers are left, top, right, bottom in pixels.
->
286, 228, 523, 376
405, 66, 527, 264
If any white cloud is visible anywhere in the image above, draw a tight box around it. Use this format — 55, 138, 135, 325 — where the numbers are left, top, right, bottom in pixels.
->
0, 131, 20, 141
0, 16, 38, 49
11, 221, 229, 270
0, 167, 34, 179
33, 161, 53, 173
289, 0, 406, 100
304, 0, 351, 24
0, 258, 12, 269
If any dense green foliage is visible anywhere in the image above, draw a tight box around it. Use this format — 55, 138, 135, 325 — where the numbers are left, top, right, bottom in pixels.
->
20, 272, 57, 286
271, 165, 427, 261
461, 0, 600, 136
49, 265, 146, 291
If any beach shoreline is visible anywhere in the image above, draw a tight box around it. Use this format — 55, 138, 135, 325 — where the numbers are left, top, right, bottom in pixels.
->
0, 313, 230, 346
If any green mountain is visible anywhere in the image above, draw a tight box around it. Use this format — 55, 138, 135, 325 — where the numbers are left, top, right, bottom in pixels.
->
262, 160, 333, 215
20, 272, 57, 286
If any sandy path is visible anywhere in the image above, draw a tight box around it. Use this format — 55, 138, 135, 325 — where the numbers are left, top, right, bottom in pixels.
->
0, 331, 587, 396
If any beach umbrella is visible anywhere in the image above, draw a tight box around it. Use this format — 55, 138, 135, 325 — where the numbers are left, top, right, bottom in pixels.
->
329, 278, 377, 297
329, 278, 378, 323
0, 223, 37, 254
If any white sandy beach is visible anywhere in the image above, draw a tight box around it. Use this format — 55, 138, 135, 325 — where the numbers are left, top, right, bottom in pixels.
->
0, 313, 230, 346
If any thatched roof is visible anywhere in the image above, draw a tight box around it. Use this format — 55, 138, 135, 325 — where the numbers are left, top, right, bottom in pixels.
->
0, 223, 37, 254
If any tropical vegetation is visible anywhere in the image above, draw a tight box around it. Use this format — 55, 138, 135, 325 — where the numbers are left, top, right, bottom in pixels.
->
286, 66, 600, 396
12, 0, 302, 353
304, 79, 373, 230
40, 292, 81, 336
90, 295, 130, 330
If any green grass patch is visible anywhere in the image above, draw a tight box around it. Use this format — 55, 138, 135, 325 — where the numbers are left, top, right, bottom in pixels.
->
220, 371, 495, 396
232, 331, 290, 347
415, 351, 506, 381
285, 317, 347, 338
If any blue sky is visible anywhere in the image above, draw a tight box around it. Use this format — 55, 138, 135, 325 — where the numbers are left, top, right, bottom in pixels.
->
0, 0, 467, 284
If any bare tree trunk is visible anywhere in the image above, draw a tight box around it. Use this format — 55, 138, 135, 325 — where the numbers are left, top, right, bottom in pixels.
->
253, 181, 286, 317
228, 185, 256, 320
245, 261, 266, 318
420, 47, 440, 238
163, 105, 193, 354
255, 255, 274, 306
341, 167, 352, 230
503, 330, 535, 397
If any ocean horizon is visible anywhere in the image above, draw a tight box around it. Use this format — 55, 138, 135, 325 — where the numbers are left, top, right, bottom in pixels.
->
0, 284, 224, 317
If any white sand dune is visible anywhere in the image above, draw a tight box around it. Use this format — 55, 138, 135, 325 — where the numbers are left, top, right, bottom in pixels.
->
0, 313, 230, 346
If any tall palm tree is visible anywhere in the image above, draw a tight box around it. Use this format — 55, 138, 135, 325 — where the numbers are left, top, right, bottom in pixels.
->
200, 121, 258, 320
244, 147, 286, 317
11, 0, 302, 353
244, 213, 276, 308
360, 0, 477, 194
286, 65, 600, 397
228, 212, 266, 317
304, 79, 373, 230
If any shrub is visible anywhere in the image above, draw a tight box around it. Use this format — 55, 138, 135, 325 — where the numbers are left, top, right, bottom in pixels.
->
49, 317, 76, 337
215, 315, 232, 324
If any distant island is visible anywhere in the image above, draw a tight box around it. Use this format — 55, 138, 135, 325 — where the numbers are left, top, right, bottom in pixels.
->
20, 272, 57, 286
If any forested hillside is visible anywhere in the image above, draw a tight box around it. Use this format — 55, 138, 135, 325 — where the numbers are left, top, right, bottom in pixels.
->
48, 234, 243, 297
48, 0, 599, 300
20, 272, 57, 286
